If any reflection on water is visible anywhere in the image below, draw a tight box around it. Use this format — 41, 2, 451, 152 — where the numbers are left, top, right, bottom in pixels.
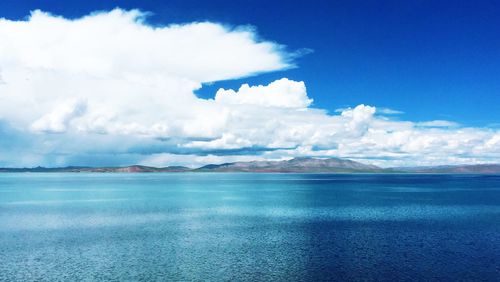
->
0, 173, 499, 281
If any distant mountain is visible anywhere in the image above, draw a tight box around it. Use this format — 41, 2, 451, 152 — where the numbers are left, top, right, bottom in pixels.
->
195, 157, 384, 173
1, 158, 499, 173
392, 164, 500, 174
0, 165, 190, 173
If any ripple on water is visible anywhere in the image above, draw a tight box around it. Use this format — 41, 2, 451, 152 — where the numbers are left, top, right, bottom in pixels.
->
0, 173, 499, 281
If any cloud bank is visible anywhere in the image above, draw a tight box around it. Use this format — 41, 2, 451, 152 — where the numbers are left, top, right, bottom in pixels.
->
0, 9, 498, 167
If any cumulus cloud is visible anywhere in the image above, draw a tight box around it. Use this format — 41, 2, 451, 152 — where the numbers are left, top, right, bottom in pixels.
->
0, 9, 498, 167
0, 8, 290, 137
0, 9, 289, 82
341, 104, 376, 135
31, 99, 87, 133
215, 78, 311, 108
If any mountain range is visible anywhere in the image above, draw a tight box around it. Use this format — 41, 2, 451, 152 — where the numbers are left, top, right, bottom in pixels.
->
1, 157, 499, 173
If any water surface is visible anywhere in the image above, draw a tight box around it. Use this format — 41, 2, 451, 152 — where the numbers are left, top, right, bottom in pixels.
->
0, 173, 499, 281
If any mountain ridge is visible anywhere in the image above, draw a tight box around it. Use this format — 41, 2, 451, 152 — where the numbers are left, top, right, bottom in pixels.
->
194, 157, 383, 172
1, 157, 500, 173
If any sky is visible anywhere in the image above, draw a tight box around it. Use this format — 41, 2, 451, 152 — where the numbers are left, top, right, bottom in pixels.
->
0, 0, 499, 167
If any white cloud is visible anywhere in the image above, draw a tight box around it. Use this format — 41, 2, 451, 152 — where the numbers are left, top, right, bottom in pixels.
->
337, 106, 402, 115
416, 120, 459, 128
377, 107, 404, 115
184, 133, 253, 150
214, 78, 311, 108
0, 9, 498, 168
0, 9, 289, 82
31, 99, 87, 133
341, 104, 376, 135
0, 8, 290, 138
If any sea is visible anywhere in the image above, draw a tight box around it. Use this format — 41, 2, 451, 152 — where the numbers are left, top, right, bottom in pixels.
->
0, 173, 499, 281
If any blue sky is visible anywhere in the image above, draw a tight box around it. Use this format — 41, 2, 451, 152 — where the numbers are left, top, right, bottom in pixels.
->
0, 1, 499, 167
2, 0, 499, 126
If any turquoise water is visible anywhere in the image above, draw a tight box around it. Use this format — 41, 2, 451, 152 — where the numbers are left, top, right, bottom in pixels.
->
0, 173, 499, 281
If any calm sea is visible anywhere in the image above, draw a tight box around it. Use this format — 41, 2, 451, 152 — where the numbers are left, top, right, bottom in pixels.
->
0, 173, 499, 281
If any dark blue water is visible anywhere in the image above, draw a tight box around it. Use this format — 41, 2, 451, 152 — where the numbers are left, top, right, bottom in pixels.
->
0, 173, 499, 281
